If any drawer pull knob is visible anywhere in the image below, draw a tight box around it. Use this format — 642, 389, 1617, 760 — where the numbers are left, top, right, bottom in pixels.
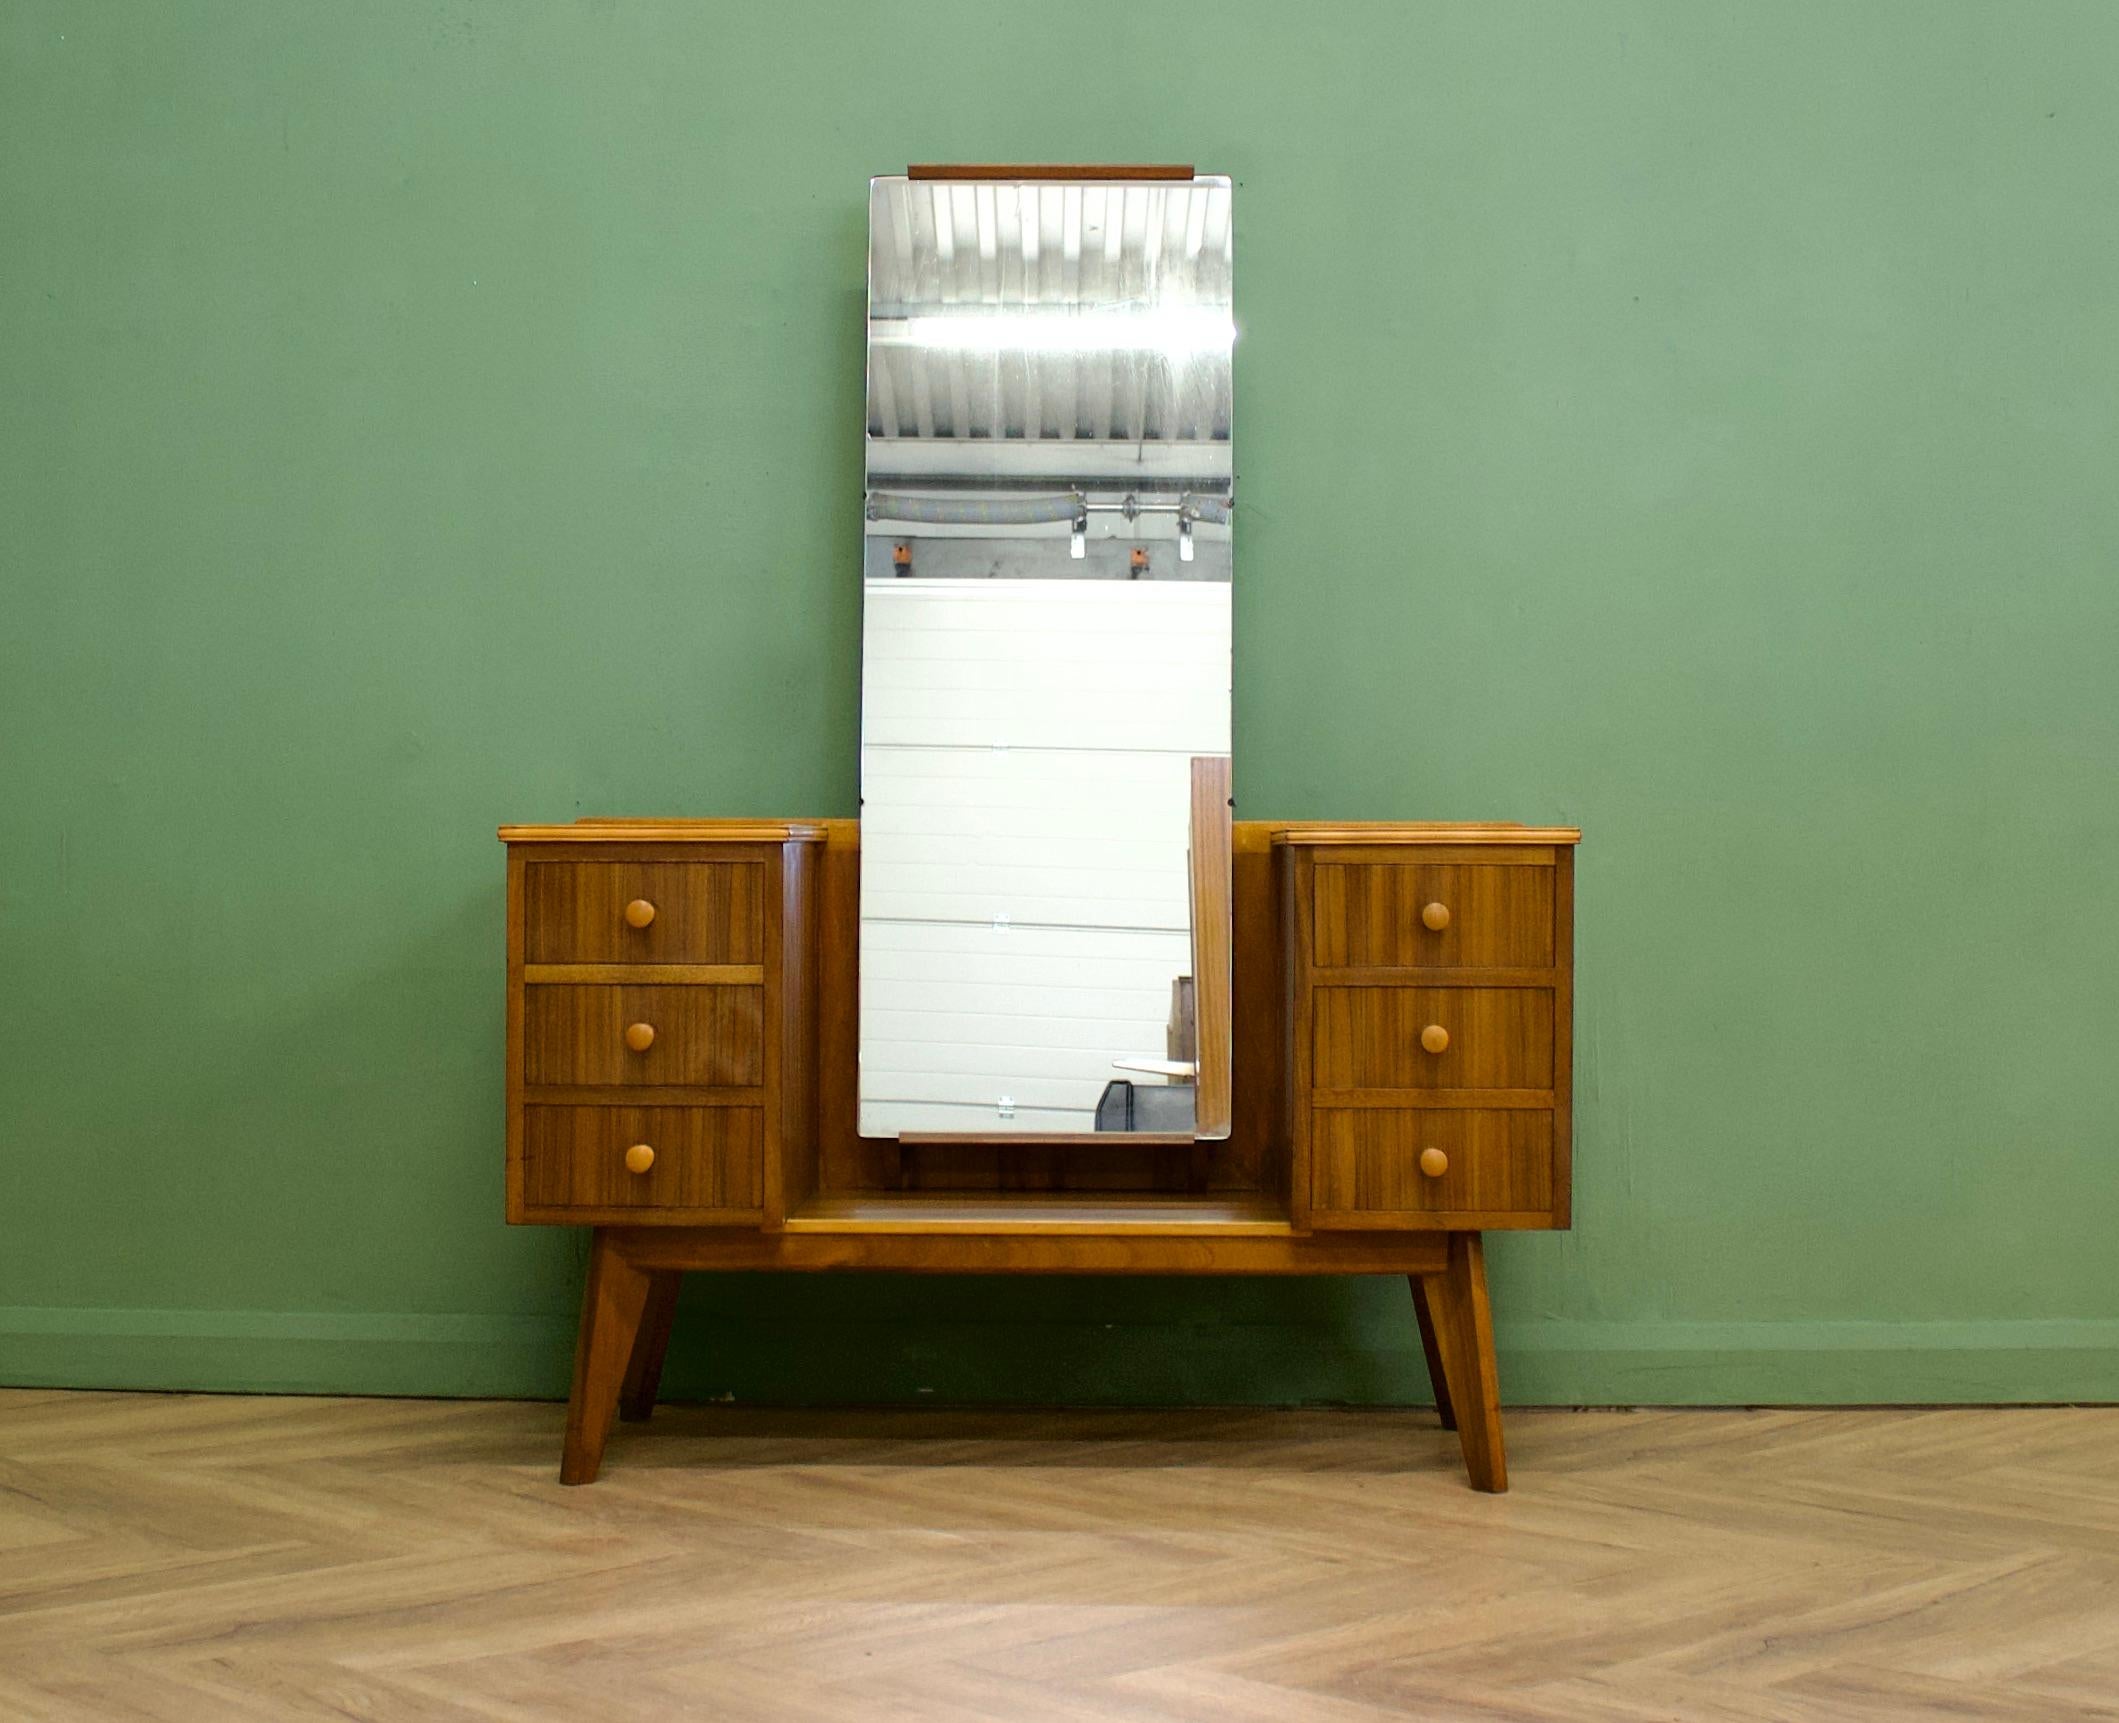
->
1421, 901, 1451, 931
1420, 1023, 1450, 1055
624, 898, 657, 929
624, 1022, 656, 1053
1419, 1146, 1449, 1179
624, 1142, 656, 1175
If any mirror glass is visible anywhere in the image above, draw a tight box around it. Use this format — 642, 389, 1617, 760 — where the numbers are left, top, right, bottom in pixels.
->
858, 172, 1234, 1141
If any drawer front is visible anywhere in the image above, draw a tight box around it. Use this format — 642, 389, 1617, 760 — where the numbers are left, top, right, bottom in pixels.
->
1311, 986, 1553, 1091
523, 860, 764, 965
521, 1105, 763, 1214
523, 984, 763, 1088
1312, 1108, 1553, 1219
1312, 862, 1553, 969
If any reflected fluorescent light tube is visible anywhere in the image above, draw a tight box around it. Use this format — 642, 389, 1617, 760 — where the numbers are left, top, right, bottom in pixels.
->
881, 309, 1235, 355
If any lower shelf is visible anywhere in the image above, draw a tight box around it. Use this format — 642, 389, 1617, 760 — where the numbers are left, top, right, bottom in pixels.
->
783, 1192, 1294, 1237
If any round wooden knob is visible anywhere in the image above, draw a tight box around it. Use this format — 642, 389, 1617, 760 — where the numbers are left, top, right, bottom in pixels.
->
1421, 901, 1451, 931
624, 898, 656, 929
624, 1142, 655, 1175
624, 1021, 655, 1053
1419, 1146, 1449, 1179
1420, 1023, 1450, 1055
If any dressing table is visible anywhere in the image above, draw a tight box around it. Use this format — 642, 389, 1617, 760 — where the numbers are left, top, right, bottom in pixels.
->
499, 167, 1579, 1491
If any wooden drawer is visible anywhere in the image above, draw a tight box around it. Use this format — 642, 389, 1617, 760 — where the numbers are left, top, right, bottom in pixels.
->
1311, 1108, 1553, 1223
523, 984, 763, 1089
1312, 862, 1553, 970
523, 860, 763, 966
1311, 986, 1553, 1091
521, 1105, 763, 1216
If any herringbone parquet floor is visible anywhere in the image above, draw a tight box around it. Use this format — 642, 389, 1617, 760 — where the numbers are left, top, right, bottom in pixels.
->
1, 1391, 2115, 1721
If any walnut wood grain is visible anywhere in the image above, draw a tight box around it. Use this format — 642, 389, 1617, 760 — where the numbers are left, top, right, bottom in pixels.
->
1407, 1276, 1457, 1431
1419, 1233, 1507, 1491
1284, 846, 1319, 1230
1272, 824, 1581, 847
773, 839, 821, 1226
504, 817, 1576, 1494
521, 963, 764, 985
1311, 987, 1555, 1091
1313, 862, 1555, 969
521, 1105, 763, 1218
560, 1230, 653, 1484
523, 860, 764, 965
498, 821, 825, 844
503, 849, 526, 1223
522, 985, 762, 1088
907, 163, 1197, 181
1189, 756, 1233, 1139
605, 1223, 1449, 1278
782, 1193, 1291, 1236
1231, 821, 1289, 1208
1310, 1109, 1553, 1226
1552, 846, 1576, 1229
1281, 833, 1574, 1241
618, 1271, 682, 1424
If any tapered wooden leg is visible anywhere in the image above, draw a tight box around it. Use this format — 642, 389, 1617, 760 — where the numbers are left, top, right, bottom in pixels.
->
1408, 1275, 1457, 1432
619, 1271, 683, 1423
560, 1230, 653, 1485
1417, 1232, 1507, 1493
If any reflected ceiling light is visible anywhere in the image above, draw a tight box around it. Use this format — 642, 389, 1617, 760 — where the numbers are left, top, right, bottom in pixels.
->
880, 308, 1235, 356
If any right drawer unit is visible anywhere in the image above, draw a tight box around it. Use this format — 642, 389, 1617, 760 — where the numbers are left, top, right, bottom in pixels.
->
1281, 829, 1577, 1230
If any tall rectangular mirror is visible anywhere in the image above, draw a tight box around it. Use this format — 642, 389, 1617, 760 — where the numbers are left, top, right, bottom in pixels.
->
858, 168, 1234, 1142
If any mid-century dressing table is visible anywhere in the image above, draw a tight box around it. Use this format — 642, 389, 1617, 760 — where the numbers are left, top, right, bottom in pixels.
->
499, 168, 1580, 1492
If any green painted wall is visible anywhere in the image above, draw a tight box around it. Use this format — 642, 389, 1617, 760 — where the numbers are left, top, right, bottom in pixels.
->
5, 1, 2116, 1407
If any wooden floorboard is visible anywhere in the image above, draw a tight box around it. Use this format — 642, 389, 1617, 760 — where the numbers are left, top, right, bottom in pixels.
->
2, 1393, 2117, 1720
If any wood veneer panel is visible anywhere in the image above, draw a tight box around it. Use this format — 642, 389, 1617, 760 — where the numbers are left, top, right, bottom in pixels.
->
499, 821, 823, 844
525, 1086, 762, 1107
1283, 846, 1317, 1230
785, 1193, 1290, 1236
1423, 1233, 1507, 1491
815, 820, 885, 1191
1552, 846, 1576, 1229
1311, 1109, 1553, 1223
504, 849, 526, 1222
523, 861, 763, 965
522, 1106, 763, 1217
1228, 821, 1286, 1203
1313, 863, 1554, 970
1189, 756, 1233, 1139
908, 163, 1196, 181
618, 1271, 682, 1424
560, 1231, 651, 1484
523, 963, 763, 985
1272, 824, 1579, 847
775, 840, 821, 1223
610, 1225, 1448, 1276
522, 985, 762, 1088
1311, 987, 1554, 1091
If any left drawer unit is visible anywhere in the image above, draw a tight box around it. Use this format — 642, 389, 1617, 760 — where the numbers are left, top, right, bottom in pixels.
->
500, 822, 824, 1227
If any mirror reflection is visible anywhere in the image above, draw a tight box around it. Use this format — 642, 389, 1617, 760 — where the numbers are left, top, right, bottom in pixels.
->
858, 172, 1234, 1141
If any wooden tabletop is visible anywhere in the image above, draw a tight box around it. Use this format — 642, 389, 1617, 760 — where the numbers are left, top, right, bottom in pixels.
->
498, 819, 827, 844
497, 818, 1578, 846
1269, 823, 1581, 846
